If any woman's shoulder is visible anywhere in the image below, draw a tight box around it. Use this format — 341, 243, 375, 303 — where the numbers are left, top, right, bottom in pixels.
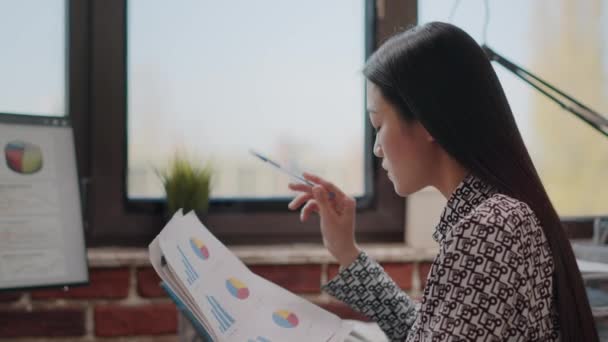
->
469, 192, 540, 231
453, 192, 548, 259
441, 191, 553, 278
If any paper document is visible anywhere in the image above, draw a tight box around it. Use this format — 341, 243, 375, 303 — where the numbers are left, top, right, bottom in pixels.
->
149, 210, 353, 342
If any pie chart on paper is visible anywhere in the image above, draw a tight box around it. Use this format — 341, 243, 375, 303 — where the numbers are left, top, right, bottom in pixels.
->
4, 140, 43, 174
189, 237, 210, 260
226, 277, 250, 299
272, 310, 299, 328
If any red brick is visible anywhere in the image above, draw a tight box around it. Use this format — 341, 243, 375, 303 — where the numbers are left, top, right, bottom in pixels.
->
419, 262, 433, 289
137, 267, 166, 298
0, 308, 85, 337
250, 264, 321, 293
94, 303, 177, 337
32, 267, 130, 299
327, 264, 339, 281
328, 262, 413, 290
0, 292, 21, 302
380, 262, 414, 290
317, 300, 370, 321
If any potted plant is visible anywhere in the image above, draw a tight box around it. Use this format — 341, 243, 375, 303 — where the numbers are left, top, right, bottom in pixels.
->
157, 153, 213, 341
157, 153, 213, 222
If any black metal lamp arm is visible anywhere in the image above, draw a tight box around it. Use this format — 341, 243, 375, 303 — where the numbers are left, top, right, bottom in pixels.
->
482, 45, 608, 139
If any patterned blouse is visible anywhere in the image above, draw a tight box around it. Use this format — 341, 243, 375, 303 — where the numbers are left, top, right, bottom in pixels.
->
323, 174, 560, 341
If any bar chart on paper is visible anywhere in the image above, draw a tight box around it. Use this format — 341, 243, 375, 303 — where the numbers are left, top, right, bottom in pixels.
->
206, 295, 235, 333
177, 245, 199, 285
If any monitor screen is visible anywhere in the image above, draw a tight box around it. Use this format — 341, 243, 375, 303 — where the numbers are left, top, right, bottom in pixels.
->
0, 114, 88, 290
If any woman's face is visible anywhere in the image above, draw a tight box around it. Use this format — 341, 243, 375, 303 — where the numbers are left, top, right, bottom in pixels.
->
367, 82, 438, 196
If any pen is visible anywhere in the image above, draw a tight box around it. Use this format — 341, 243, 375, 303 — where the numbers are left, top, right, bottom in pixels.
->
249, 149, 335, 199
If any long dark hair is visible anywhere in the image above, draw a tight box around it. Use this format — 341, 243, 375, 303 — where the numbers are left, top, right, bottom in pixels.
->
364, 22, 597, 341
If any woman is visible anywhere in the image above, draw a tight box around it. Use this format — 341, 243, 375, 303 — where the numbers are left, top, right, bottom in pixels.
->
287, 22, 597, 341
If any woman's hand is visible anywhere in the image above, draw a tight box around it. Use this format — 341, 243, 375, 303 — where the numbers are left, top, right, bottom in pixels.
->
287, 172, 360, 267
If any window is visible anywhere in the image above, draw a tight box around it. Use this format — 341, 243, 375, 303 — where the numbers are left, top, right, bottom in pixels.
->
127, 0, 368, 201
420, 0, 608, 218
86, 0, 413, 246
0, 0, 66, 117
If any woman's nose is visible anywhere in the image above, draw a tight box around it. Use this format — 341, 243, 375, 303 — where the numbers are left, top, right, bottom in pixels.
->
373, 142, 383, 158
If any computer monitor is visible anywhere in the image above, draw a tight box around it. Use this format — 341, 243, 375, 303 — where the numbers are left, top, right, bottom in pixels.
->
0, 114, 88, 290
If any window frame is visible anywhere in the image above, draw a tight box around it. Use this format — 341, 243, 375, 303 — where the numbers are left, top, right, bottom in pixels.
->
85, 0, 417, 246
70, 0, 90, 203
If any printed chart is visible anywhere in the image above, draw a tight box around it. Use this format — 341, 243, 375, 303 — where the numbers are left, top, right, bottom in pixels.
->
226, 277, 250, 299
206, 295, 235, 334
177, 245, 199, 285
189, 237, 210, 260
247, 337, 271, 342
272, 310, 299, 328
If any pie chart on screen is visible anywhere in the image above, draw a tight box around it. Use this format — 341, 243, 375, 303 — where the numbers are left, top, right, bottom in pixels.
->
272, 310, 299, 328
5, 140, 43, 174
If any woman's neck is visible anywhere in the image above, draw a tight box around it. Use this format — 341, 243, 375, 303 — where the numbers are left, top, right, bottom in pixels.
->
434, 156, 469, 199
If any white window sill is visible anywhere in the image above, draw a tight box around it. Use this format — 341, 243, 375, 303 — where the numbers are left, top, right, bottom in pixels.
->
87, 243, 438, 267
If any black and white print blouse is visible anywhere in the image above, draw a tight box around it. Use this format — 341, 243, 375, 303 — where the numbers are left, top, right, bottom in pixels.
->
323, 174, 560, 341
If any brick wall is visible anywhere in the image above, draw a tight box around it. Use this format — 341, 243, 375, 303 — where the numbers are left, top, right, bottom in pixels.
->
0, 249, 434, 341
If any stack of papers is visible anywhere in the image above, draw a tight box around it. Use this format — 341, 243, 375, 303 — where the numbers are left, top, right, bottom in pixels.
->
148, 210, 354, 342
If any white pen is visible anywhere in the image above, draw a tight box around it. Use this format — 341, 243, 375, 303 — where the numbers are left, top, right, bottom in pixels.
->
249, 149, 335, 199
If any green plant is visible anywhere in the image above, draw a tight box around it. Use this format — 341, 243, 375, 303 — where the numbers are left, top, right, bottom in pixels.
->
157, 154, 213, 218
